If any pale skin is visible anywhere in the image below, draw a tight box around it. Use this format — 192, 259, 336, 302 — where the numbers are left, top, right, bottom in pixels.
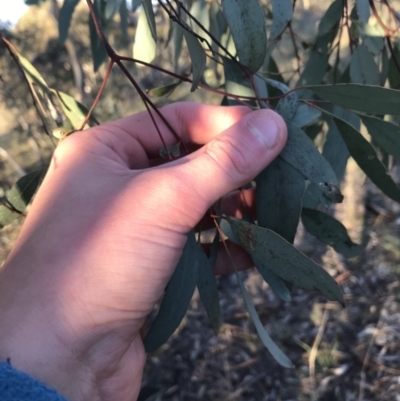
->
0, 103, 287, 401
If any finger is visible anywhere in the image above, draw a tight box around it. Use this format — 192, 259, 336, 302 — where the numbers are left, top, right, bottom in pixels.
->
96, 102, 252, 160
148, 109, 287, 231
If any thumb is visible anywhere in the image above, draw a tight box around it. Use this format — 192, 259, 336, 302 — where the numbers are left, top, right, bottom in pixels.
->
161, 109, 288, 229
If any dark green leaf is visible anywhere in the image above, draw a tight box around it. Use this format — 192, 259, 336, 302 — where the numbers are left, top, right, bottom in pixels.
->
280, 121, 342, 202
173, 21, 185, 69
231, 256, 293, 367
356, 0, 370, 23
144, 231, 200, 352
159, 142, 181, 158
388, 44, 400, 89
197, 236, 220, 333
209, 2, 227, 53
306, 84, 400, 116
227, 217, 344, 305
221, 0, 266, 72
302, 208, 361, 258
318, 0, 342, 36
59, 0, 80, 44
183, 30, 207, 92
133, 0, 157, 63
131, 0, 143, 12
350, 44, 379, 85
223, 57, 253, 99
270, 0, 292, 40
0, 168, 47, 228
380, 46, 389, 86
360, 114, 400, 160
325, 110, 400, 203
276, 92, 299, 120
190, 0, 210, 42
89, 0, 108, 71
147, 81, 182, 97
105, 0, 124, 20
290, 103, 321, 127
119, 0, 129, 43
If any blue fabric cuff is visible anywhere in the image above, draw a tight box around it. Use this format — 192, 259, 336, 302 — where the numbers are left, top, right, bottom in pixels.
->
0, 360, 69, 401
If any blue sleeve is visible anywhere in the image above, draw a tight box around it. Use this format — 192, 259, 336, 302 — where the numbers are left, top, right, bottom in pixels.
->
0, 360, 69, 401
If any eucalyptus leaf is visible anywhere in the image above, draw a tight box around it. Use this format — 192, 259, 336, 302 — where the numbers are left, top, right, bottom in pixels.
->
388, 45, 400, 89
290, 103, 321, 127
147, 81, 182, 97
89, 0, 108, 71
226, 217, 344, 305
380, 46, 389, 86
270, 0, 292, 40
119, 0, 129, 42
197, 236, 221, 333
223, 57, 253, 99
59, 0, 80, 44
221, 0, 266, 72
360, 114, 400, 160
350, 44, 379, 85
173, 21, 185, 69
159, 142, 181, 158
133, 0, 157, 63
144, 231, 200, 352
318, 0, 342, 36
306, 84, 400, 116
356, 0, 370, 23
105, 0, 124, 20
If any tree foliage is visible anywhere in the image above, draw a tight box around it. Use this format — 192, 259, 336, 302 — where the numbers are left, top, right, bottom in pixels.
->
2, 0, 400, 367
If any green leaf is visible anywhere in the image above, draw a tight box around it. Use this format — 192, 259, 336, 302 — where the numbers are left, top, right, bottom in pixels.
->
54, 90, 98, 130
290, 103, 321, 127
131, 0, 143, 12
388, 45, 400, 89
223, 57, 253, 99
59, 0, 80, 44
306, 84, 400, 116
360, 114, 400, 160
276, 92, 299, 120
209, 2, 227, 53
159, 142, 181, 158
302, 208, 361, 258
189, 0, 210, 43
318, 0, 342, 36
173, 21, 185, 69
89, 0, 108, 71
270, 0, 292, 40
350, 44, 379, 85
133, 0, 157, 63
0, 168, 47, 228
105, 0, 124, 20
279, 121, 342, 202
197, 236, 221, 333
221, 0, 267, 72
147, 81, 182, 97
380, 46, 389, 86
231, 258, 293, 367
325, 110, 400, 203
356, 0, 370, 23
144, 231, 200, 352
227, 217, 344, 305
119, 0, 129, 43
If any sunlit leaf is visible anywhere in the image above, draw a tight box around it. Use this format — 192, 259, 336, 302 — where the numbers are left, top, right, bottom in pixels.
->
302, 208, 361, 258
221, 0, 266, 72
226, 217, 344, 305
350, 44, 379, 85
147, 81, 182, 97
133, 0, 157, 63
270, 0, 292, 40
144, 231, 200, 352
59, 0, 81, 44
306, 84, 400, 116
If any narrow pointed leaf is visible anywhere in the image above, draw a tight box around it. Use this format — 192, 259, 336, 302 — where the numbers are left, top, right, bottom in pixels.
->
360, 114, 400, 160
105, 0, 124, 20
306, 84, 400, 116
280, 122, 342, 202
221, 0, 266, 72
350, 44, 379, 85
144, 232, 200, 352
0, 168, 47, 228
318, 0, 342, 36
197, 236, 221, 333
133, 0, 157, 63
183, 30, 206, 92
302, 208, 361, 258
324, 111, 400, 203
89, 0, 108, 71
270, 0, 292, 40
290, 103, 321, 128
173, 21, 184, 69
233, 264, 293, 367
227, 217, 344, 305
59, 0, 81, 44
388, 45, 400, 89
119, 0, 129, 42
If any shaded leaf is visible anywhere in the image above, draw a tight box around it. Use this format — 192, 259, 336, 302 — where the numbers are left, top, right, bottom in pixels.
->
223, 57, 253, 100
360, 114, 400, 160
131, 0, 143, 12
0, 168, 47, 228
144, 231, 200, 352
380, 46, 389, 86
190, 0, 210, 43
159, 142, 181, 159
350, 44, 379, 85
280, 121, 342, 202
302, 208, 361, 258
221, 0, 266, 72
119, 0, 129, 43
227, 217, 344, 305
173, 21, 185, 69
318, 0, 342, 36
306, 84, 400, 116
356, 0, 370, 23
105, 0, 124, 20
388, 44, 400, 89
133, 0, 157, 63
89, 0, 108, 71
183, 30, 207, 92
197, 235, 221, 333
59, 0, 81, 44
325, 111, 400, 203
209, 2, 227, 53
230, 256, 293, 367
147, 81, 182, 97
270, 0, 292, 40
290, 103, 321, 127
276, 93, 299, 120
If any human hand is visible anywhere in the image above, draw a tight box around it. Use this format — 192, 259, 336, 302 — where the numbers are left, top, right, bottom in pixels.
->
0, 103, 287, 401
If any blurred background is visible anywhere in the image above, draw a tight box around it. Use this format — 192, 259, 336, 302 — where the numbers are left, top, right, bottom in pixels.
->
0, 1, 400, 400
